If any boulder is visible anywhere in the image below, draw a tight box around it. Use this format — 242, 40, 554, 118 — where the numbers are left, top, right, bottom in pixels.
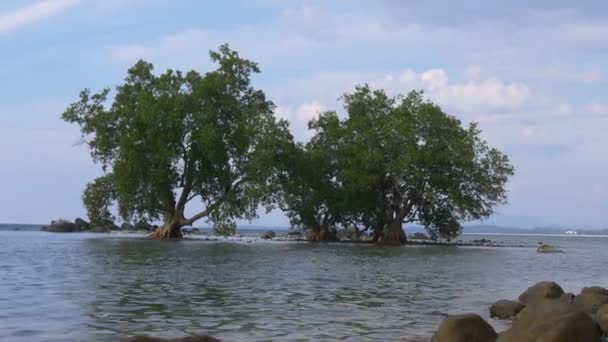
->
497, 299, 601, 342
121, 223, 134, 230
519, 281, 565, 304
261, 231, 276, 239
574, 286, 608, 314
596, 303, 608, 335
74, 218, 90, 231
431, 313, 497, 342
490, 300, 525, 319
537, 244, 564, 253
48, 219, 77, 233
411, 232, 430, 240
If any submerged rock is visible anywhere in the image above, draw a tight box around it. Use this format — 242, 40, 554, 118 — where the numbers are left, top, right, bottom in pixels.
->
496, 299, 601, 342
574, 286, 608, 314
431, 313, 497, 342
490, 299, 525, 319
518, 281, 565, 304
537, 244, 564, 253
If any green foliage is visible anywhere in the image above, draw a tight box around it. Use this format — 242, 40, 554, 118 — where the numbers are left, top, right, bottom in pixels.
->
63, 44, 292, 228
212, 221, 237, 237
82, 174, 116, 227
282, 85, 514, 240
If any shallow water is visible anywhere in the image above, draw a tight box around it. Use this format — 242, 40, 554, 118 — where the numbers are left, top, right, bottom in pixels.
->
0, 230, 607, 341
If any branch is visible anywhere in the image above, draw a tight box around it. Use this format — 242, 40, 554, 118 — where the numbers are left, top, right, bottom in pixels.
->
183, 198, 224, 226
175, 179, 193, 214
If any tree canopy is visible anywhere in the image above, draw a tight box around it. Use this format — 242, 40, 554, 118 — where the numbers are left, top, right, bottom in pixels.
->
64, 46, 513, 243
63, 44, 292, 239
278, 85, 514, 243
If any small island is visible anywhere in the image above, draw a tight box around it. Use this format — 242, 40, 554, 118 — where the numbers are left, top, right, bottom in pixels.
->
60, 45, 513, 245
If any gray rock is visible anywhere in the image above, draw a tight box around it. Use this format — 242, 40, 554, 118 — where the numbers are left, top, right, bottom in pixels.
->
490, 299, 525, 319
519, 281, 565, 304
432, 313, 497, 342
497, 299, 601, 342
261, 231, 276, 239
121, 223, 134, 230
74, 218, 90, 231
48, 219, 77, 233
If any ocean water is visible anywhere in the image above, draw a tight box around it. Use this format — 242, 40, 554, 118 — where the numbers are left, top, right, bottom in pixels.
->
0, 228, 607, 341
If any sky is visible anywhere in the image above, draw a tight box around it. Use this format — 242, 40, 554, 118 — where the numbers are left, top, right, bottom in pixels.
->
0, 0, 607, 228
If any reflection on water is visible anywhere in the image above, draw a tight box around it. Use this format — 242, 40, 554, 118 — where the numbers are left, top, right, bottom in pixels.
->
1, 231, 607, 341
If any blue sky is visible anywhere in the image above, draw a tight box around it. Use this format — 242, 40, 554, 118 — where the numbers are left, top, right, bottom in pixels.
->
1, 0, 607, 228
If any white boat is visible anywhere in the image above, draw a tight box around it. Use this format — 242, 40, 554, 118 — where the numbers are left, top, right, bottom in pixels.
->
564, 230, 578, 235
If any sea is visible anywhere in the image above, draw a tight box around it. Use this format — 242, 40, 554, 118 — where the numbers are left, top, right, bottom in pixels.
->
1, 224, 606, 341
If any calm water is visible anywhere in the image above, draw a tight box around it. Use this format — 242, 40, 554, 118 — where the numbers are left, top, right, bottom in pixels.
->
1, 229, 607, 341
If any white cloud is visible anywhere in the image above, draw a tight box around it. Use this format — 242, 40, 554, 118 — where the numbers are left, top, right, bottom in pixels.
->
374, 69, 532, 113
554, 103, 574, 115
0, 0, 81, 34
275, 101, 326, 142
588, 102, 608, 115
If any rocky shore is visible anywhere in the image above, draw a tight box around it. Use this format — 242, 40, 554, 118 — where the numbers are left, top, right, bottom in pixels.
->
41, 219, 533, 248
432, 281, 608, 341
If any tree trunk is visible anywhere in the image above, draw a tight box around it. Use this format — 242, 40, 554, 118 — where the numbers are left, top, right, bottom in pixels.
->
149, 220, 183, 240
379, 220, 407, 244
307, 225, 339, 242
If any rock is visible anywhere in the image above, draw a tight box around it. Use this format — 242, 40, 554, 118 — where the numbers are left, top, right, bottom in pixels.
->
537, 244, 564, 253
74, 218, 90, 231
121, 223, 134, 230
519, 281, 565, 304
411, 232, 430, 240
574, 286, 608, 314
106, 223, 120, 231
497, 299, 601, 342
125, 336, 221, 342
134, 221, 152, 231
597, 303, 608, 335
48, 219, 77, 233
261, 231, 276, 239
490, 299, 525, 319
431, 313, 497, 342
